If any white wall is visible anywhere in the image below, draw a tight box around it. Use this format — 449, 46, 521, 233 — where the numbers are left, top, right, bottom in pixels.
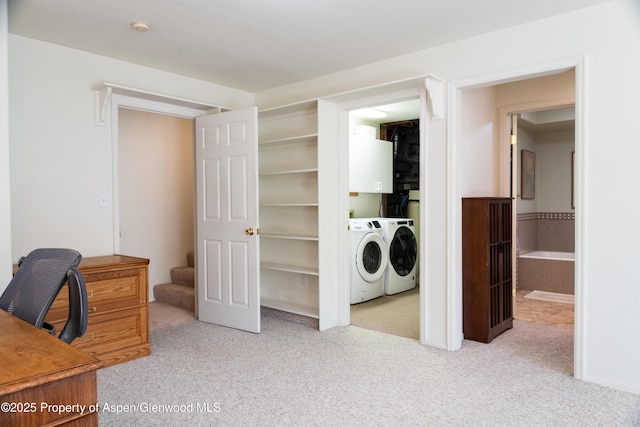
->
537, 130, 575, 213
0, 0, 11, 288
7, 35, 253, 263
256, 0, 640, 393
118, 108, 194, 300
459, 86, 497, 197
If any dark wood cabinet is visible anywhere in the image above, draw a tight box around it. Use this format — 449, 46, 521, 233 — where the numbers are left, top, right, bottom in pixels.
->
462, 197, 513, 343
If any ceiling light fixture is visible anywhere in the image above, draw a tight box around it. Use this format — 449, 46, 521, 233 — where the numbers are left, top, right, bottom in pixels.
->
351, 108, 387, 119
131, 21, 150, 32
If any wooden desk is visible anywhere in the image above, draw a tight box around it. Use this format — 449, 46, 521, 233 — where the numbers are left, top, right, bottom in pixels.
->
0, 310, 103, 426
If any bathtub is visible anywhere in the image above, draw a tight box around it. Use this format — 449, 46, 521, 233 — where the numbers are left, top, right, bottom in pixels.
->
519, 250, 574, 261
518, 250, 575, 295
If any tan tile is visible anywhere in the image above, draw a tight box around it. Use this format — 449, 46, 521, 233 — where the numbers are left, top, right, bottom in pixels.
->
515, 290, 574, 329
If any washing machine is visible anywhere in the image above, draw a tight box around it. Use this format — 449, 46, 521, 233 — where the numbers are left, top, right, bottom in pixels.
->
349, 218, 389, 304
375, 218, 418, 295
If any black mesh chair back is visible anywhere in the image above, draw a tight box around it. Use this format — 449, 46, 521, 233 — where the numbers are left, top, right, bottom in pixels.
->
0, 248, 89, 344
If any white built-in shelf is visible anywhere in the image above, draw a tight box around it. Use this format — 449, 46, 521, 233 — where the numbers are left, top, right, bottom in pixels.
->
261, 262, 319, 276
258, 100, 317, 118
260, 134, 318, 146
260, 233, 319, 241
261, 297, 319, 319
260, 202, 318, 207
259, 168, 318, 176
258, 100, 320, 322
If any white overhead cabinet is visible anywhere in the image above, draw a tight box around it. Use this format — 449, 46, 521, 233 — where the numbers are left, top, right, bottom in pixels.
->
349, 125, 393, 194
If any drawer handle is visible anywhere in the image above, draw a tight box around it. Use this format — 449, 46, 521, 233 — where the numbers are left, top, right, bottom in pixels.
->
88, 289, 94, 298
89, 306, 97, 313
83, 332, 95, 342
89, 351, 97, 356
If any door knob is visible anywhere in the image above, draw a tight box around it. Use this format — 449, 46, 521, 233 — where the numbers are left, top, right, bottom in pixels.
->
245, 228, 255, 236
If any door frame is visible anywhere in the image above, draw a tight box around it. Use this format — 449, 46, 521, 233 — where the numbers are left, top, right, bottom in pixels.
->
109, 94, 211, 254
328, 83, 427, 337
502, 101, 575, 324
447, 55, 585, 379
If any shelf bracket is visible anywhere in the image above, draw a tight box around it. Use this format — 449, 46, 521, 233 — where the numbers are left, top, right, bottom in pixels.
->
93, 85, 112, 127
424, 75, 445, 121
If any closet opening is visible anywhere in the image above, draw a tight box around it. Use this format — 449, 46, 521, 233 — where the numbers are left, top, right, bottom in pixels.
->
348, 98, 422, 340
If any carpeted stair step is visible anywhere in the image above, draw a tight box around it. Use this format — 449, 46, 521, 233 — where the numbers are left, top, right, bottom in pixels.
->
151, 250, 196, 314
170, 266, 194, 288
153, 283, 195, 314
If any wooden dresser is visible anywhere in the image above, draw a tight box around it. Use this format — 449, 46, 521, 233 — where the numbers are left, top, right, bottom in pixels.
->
44, 255, 150, 367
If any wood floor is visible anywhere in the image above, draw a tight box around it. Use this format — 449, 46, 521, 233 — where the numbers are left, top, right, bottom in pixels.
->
515, 289, 574, 329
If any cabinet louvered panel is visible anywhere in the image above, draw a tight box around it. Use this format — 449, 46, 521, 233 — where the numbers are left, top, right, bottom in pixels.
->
462, 197, 513, 343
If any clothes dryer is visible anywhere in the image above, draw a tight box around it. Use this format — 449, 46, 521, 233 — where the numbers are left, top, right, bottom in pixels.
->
375, 218, 418, 295
349, 218, 389, 304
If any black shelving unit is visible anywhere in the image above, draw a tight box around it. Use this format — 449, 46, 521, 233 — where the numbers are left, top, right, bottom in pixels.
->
380, 119, 419, 217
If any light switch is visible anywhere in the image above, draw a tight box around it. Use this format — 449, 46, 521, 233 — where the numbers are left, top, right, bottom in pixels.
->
99, 193, 109, 208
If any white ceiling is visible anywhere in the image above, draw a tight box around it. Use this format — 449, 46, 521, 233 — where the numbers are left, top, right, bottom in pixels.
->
518, 107, 576, 133
8, 0, 611, 93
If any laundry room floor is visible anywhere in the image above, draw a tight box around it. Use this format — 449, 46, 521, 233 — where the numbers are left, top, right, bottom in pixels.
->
350, 286, 419, 339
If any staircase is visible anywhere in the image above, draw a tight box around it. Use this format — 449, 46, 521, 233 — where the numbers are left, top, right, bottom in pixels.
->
153, 251, 195, 314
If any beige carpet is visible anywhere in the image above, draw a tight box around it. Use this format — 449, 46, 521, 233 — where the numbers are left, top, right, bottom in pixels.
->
148, 301, 196, 332
98, 306, 640, 426
350, 286, 419, 339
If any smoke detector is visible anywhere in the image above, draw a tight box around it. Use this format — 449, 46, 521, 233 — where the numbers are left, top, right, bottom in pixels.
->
131, 21, 150, 32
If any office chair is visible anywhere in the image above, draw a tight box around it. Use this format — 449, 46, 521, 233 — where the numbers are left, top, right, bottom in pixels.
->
0, 248, 89, 344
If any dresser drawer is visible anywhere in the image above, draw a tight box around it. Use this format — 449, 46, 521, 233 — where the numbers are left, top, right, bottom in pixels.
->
47, 266, 146, 323
51, 306, 148, 357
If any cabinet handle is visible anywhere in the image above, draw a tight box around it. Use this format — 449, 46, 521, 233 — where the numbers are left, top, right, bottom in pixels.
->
89, 306, 97, 313
83, 333, 94, 342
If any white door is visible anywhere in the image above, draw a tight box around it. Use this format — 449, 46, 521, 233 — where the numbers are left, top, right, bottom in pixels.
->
195, 107, 260, 333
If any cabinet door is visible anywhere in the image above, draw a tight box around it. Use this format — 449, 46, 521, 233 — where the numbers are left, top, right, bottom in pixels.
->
195, 107, 260, 333
488, 199, 512, 334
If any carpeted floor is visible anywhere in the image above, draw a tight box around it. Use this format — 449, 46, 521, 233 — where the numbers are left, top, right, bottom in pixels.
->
149, 301, 196, 332
98, 304, 640, 426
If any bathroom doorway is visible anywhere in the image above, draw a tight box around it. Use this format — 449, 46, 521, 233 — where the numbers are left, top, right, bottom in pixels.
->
512, 105, 576, 329
456, 66, 580, 377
